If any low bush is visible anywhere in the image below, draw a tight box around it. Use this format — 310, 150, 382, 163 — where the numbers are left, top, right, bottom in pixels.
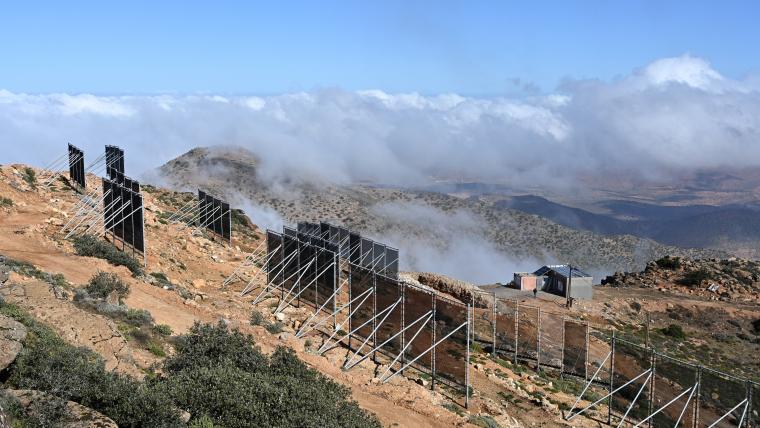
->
265, 321, 285, 334
249, 310, 266, 326
153, 324, 173, 337
678, 268, 712, 286
160, 322, 380, 428
0, 195, 13, 207
84, 271, 130, 301
655, 256, 681, 270
71, 234, 143, 276
660, 324, 687, 340
1, 256, 70, 288
22, 167, 37, 189
1, 299, 183, 426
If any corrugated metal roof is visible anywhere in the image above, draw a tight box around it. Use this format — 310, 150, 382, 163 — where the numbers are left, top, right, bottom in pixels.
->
533, 265, 591, 279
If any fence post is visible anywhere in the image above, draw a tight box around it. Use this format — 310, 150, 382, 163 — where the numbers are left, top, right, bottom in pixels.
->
431, 294, 436, 392
648, 351, 656, 428
694, 366, 702, 428
400, 283, 405, 375
372, 272, 377, 364
608, 331, 616, 425
514, 302, 519, 365
744, 381, 752, 428
492, 294, 497, 358
560, 318, 566, 380
537, 307, 542, 373
465, 303, 471, 409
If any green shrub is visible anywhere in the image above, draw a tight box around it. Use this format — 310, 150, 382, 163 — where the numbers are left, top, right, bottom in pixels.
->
84, 271, 130, 300
25, 395, 72, 427
153, 324, 173, 337
160, 322, 380, 428
1, 299, 182, 427
265, 321, 285, 334
2, 256, 69, 288
249, 310, 265, 326
678, 268, 711, 286
660, 324, 687, 340
189, 415, 217, 428
22, 167, 37, 189
655, 256, 681, 270
468, 415, 500, 428
71, 234, 143, 276
147, 341, 167, 357
125, 308, 154, 326
0, 196, 13, 207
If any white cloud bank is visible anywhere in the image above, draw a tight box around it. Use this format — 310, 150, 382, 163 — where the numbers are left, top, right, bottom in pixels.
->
1, 55, 759, 188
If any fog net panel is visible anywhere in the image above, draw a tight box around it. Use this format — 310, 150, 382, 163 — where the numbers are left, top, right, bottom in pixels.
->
316, 244, 337, 312
349, 264, 375, 345
374, 274, 402, 358
539, 311, 563, 369
610, 338, 651, 426
698, 368, 748, 428
197, 190, 207, 227
360, 238, 374, 268
338, 227, 349, 257
281, 234, 299, 295
283, 226, 297, 237
471, 292, 494, 347
122, 189, 135, 248
384, 247, 399, 278
349, 233, 361, 265
562, 320, 588, 378
403, 284, 434, 374
372, 242, 385, 273
587, 330, 612, 386
651, 354, 698, 427
517, 305, 539, 361
495, 299, 517, 354
266, 231, 283, 287
298, 236, 318, 307
434, 296, 468, 388
132, 192, 145, 253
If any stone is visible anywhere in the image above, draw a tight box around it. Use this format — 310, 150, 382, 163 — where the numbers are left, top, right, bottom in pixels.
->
0, 315, 28, 371
192, 278, 206, 288
416, 377, 429, 387
275, 312, 286, 321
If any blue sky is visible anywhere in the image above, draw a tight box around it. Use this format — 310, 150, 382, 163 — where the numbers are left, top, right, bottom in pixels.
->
2, 0, 759, 95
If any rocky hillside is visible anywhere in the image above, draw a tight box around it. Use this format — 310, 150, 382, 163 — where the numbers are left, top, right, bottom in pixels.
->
602, 256, 760, 303
157, 146, 725, 278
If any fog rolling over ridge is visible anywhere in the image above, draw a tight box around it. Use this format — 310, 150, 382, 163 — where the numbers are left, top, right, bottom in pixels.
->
157, 146, 724, 284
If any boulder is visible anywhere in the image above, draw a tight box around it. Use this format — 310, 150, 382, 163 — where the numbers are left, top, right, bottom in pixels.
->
0, 315, 27, 371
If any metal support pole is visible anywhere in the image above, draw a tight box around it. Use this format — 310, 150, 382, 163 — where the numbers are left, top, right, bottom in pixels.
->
609, 331, 616, 425
537, 307, 542, 372
465, 303, 471, 409
648, 351, 656, 428
491, 293, 497, 357
431, 294, 437, 391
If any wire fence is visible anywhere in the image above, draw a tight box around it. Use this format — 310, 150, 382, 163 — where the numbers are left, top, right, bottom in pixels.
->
468, 289, 758, 427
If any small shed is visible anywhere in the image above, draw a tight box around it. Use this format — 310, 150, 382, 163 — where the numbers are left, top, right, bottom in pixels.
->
533, 265, 593, 299
513, 272, 540, 291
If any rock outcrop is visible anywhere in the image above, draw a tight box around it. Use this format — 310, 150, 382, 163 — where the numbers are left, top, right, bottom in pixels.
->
0, 315, 27, 372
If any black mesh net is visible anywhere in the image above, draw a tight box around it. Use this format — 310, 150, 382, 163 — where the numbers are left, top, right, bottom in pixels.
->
610, 338, 651, 425
495, 299, 517, 354
403, 284, 434, 374
349, 265, 374, 346
698, 368, 748, 428
517, 305, 539, 361
539, 311, 563, 369
651, 354, 698, 427
434, 296, 468, 388
563, 320, 588, 378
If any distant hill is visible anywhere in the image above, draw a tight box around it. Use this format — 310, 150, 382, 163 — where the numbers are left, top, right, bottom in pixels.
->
157, 146, 725, 280
498, 195, 760, 258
